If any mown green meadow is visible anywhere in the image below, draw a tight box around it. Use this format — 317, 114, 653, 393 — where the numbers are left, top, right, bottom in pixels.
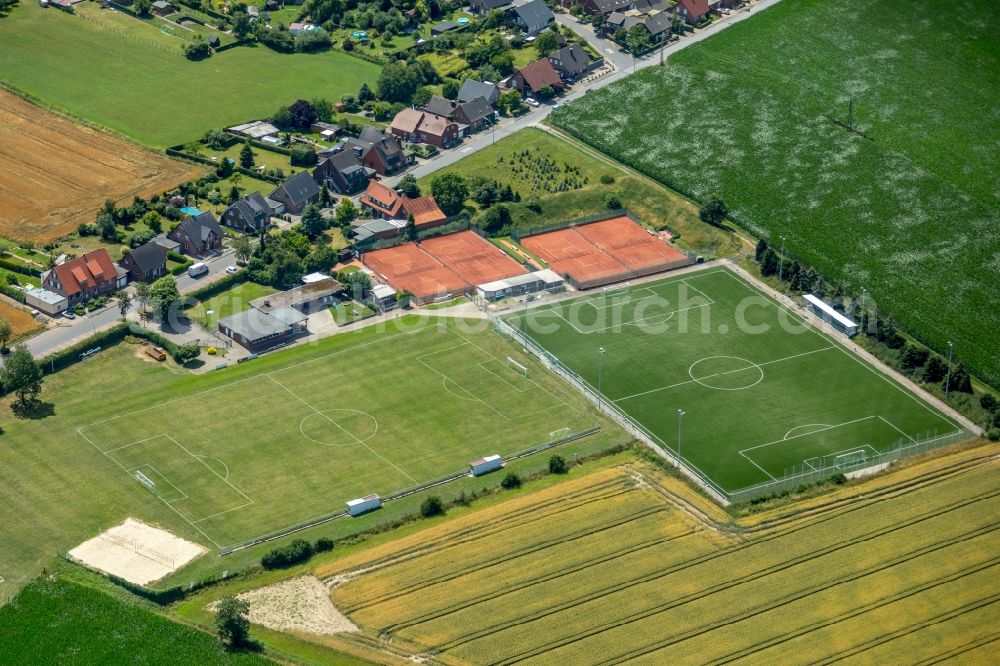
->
0, 576, 270, 664
552, 0, 1000, 386
0, 3, 379, 147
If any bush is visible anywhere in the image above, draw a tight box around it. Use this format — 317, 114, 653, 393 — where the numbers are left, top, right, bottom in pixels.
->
605, 192, 622, 209
548, 454, 568, 474
174, 343, 201, 364
500, 472, 522, 489
0, 256, 41, 278
183, 38, 211, 61
0, 283, 25, 304
831, 472, 847, 485
420, 496, 444, 518
260, 538, 314, 569
295, 28, 333, 53
314, 537, 335, 552
600, 174, 615, 185
987, 428, 1000, 442
290, 146, 318, 167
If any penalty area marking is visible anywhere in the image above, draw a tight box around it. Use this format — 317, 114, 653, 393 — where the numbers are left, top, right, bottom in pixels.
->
783, 424, 833, 440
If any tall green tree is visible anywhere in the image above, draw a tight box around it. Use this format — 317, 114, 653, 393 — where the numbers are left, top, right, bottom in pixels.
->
117, 291, 132, 321
148, 276, 181, 323
403, 214, 417, 241
0, 319, 11, 351
239, 142, 255, 168
699, 194, 727, 226
215, 596, 251, 649
336, 198, 358, 227
299, 204, 327, 239
534, 31, 559, 58
134, 282, 151, 316
233, 235, 252, 265
1, 343, 43, 410
431, 173, 468, 216
398, 174, 420, 198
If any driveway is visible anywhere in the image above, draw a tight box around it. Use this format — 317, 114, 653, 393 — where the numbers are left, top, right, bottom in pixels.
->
27, 247, 236, 359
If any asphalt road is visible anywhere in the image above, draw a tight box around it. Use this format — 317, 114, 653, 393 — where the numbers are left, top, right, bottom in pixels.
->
384, 0, 779, 186
26, 248, 235, 358
26, 0, 780, 359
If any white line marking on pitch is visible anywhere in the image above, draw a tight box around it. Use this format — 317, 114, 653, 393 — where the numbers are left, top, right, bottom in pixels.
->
267, 375, 418, 485
739, 450, 778, 481
612, 346, 835, 403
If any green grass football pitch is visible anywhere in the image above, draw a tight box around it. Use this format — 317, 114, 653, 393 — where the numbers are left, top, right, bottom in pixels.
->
75, 319, 596, 549
503, 267, 964, 496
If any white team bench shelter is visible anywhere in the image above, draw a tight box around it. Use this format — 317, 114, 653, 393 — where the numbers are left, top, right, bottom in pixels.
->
803, 293, 858, 337
346, 494, 381, 516
470, 454, 503, 477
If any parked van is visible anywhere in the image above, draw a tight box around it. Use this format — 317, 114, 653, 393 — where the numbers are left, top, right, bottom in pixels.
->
187, 262, 209, 278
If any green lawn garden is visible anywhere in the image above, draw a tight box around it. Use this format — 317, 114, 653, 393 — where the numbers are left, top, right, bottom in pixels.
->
0, 3, 379, 148
419, 128, 737, 258
186, 281, 277, 330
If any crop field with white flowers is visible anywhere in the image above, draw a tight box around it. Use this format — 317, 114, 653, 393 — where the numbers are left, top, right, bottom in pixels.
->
552, 0, 1000, 387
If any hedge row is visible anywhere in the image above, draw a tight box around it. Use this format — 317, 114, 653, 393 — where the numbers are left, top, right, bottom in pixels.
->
184, 269, 247, 303
0, 256, 42, 278
0, 283, 26, 303
261, 538, 315, 569
39, 322, 197, 373
39, 323, 130, 374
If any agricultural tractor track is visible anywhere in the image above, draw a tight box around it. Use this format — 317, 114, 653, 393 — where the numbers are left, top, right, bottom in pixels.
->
425, 486, 1000, 655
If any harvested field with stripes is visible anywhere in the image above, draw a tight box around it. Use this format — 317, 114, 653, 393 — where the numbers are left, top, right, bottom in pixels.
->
314, 444, 1000, 664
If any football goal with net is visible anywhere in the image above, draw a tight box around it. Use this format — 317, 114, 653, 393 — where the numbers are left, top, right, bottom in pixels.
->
506, 356, 529, 377
134, 470, 156, 496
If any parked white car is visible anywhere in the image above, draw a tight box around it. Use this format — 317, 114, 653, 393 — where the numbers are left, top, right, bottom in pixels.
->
226, 265, 238, 274
525, 97, 540, 107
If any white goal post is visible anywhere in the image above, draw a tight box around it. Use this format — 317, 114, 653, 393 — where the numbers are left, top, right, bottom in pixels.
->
834, 449, 868, 469
134, 470, 157, 496
602, 282, 630, 298
506, 356, 529, 377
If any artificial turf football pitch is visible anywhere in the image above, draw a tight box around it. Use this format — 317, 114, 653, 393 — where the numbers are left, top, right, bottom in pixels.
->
503, 266, 964, 497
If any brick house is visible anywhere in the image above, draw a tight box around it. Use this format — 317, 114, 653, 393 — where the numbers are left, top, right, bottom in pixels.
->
118, 241, 168, 283
508, 58, 565, 96
389, 109, 460, 148
321, 127, 408, 176
676, 0, 709, 24
312, 150, 373, 194
268, 171, 321, 215
360, 181, 447, 228
222, 191, 273, 233
41, 248, 126, 306
168, 211, 224, 257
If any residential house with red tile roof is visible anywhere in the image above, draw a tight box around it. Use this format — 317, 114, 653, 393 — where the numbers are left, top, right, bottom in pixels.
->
360, 181, 448, 229
389, 109, 460, 148
508, 58, 565, 96
41, 248, 126, 306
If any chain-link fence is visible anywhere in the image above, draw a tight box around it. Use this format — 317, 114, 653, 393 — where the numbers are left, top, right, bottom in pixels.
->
489, 311, 970, 506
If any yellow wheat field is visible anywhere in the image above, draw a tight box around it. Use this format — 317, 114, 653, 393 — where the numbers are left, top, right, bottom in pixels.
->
313, 446, 1000, 665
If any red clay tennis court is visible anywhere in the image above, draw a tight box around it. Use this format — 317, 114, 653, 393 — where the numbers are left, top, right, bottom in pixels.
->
521, 215, 692, 289
362, 231, 526, 303
362, 242, 467, 303
575, 216, 691, 273
419, 231, 526, 286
